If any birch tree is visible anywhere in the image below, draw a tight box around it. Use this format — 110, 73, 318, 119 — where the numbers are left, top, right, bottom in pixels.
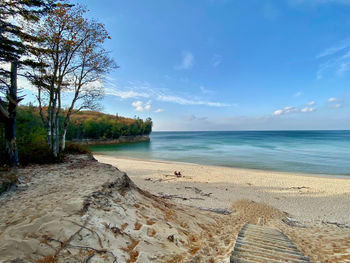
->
0, 0, 55, 165
29, 4, 116, 156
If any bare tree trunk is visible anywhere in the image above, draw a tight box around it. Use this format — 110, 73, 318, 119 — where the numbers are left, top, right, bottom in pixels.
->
61, 128, 66, 151
52, 114, 59, 157
5, 61, 19, 166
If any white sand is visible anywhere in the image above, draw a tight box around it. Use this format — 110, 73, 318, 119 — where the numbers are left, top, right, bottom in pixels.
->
94, 155, 350, 225
0, 154, 349, 263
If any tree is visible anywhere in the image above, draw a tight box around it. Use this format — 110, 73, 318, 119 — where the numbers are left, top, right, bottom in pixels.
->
29, 4, 116, 156
0, 0, 55, 165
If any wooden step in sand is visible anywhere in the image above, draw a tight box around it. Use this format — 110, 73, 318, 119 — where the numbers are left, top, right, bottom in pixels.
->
230, 224, 312, 263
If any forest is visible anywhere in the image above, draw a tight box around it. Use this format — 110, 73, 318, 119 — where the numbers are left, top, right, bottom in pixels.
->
0, 105, 152, 165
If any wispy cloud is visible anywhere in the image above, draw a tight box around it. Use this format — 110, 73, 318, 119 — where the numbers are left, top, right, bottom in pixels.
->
105, 78, 231, 107
293, 91, 302, 97
185, 114, 208, 122
306, 101, 316, 106
176, 51, 194, 70
211, 54, 222, 68
200, 86, 214, 95
132, 100, 151, 112
332, 103, 343, 108
156, 94, 231, 107
328, 97, 338, 102
316, 39, 350, 58
154, 108, 164, 113
316, 39, 350, 79
106, 88, 150, 99
336, 63, 349, 75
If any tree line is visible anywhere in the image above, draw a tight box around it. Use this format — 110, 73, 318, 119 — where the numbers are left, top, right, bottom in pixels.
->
0, 1, 120, 165
0, 105, 152, 164
67, 111, 152, 140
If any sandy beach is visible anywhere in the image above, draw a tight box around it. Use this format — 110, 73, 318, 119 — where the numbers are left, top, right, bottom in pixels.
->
0, 154, 349, 262
95, 155, 350, 225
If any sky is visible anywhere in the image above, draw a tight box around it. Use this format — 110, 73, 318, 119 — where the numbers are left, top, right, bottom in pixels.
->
25, 0, 350, 130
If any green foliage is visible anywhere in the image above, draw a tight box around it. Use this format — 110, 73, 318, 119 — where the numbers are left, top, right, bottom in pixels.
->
18, 139, 58, 165
0, 106, 152, 165
13, 105, 58, 165
0, 173, 18, 195
66, 111, 152, 140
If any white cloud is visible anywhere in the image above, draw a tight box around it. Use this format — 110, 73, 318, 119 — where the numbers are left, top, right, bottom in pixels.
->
155, 94, 231, 107
334, 104, 343, 108
306, 101, 316, 106
328, 97, 338, 102
301, 107, 316, 113
176, 51, 194, 70
131, 100, 151, 112
145, 102, 151, 110
104, 78, 231, 107
131, 101, 143, 111
273, 106, 299, 116
105, 88, 150, 99
154, 108, 164, 113
211, 54, 222, 68
273, 109, 284, 116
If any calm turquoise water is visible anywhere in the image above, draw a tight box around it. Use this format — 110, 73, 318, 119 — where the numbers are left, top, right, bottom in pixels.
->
91, 131, 350, 175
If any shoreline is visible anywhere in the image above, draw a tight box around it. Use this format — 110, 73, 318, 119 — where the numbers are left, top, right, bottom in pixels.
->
69, 134, 150, 146
93, 153, 350, 179
94, 154, 350, 225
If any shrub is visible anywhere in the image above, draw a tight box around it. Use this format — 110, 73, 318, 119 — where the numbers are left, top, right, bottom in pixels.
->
18, 140, 59, 165
63, 142, 91, 155
0, 173, 18, 195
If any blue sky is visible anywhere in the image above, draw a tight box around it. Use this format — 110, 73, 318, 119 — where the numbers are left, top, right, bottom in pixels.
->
31, 0, 350, 130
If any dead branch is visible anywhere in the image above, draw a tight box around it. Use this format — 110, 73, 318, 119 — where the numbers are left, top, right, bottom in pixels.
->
195, 206, 232, 215
157, 194, 205, 201
68, 220, 103, 248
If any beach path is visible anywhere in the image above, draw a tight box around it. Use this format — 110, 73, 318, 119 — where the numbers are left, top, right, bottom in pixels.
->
231, 224, 311, 263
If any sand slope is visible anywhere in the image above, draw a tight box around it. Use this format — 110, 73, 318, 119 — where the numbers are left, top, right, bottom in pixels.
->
0, 155, 349, 263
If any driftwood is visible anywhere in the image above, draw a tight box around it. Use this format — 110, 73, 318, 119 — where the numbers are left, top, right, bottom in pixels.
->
184, 186, 212, 197
157, 194, 205, 201
196, 206, 232, 215
282, 217, 307, 228
145, 177, 188, 183
163, 174, 192, 179
289, 186, 310, 190
322, 220, 350, 229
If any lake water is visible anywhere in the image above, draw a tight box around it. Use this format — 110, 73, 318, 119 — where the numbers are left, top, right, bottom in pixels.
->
91, 130, 350, 176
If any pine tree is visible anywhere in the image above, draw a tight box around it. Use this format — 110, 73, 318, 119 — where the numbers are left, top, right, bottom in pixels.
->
0, 0, 55, 165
